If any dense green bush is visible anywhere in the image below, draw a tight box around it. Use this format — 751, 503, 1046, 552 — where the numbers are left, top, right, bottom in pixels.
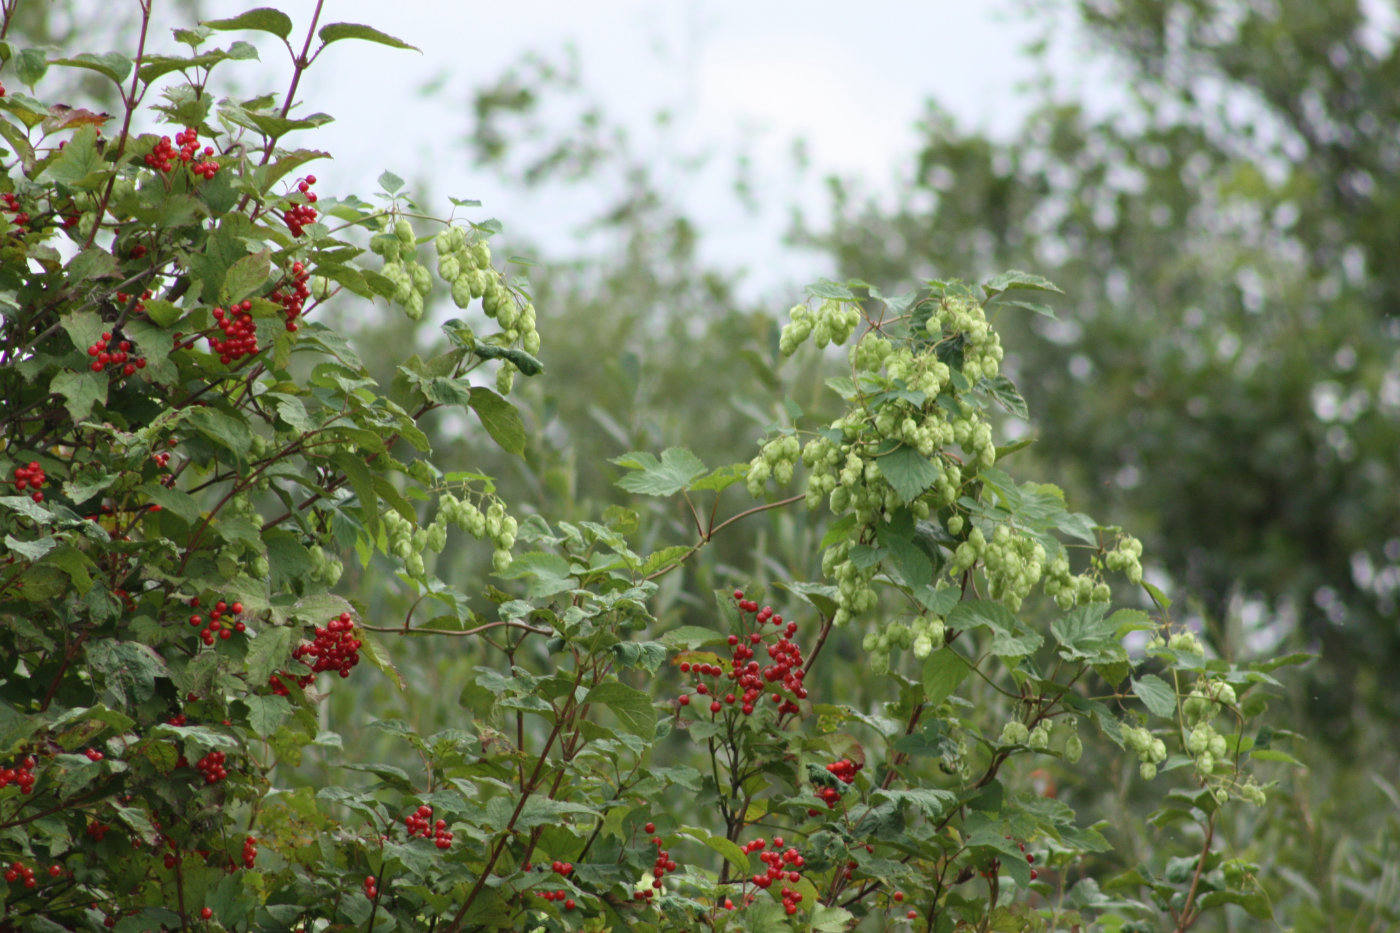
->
0, 4, 1301, 929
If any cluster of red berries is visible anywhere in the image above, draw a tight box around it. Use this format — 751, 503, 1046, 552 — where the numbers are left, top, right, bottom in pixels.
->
11, 462, 45, 503
270, 261, 310, 331
292, 612, 362, 679
812, 757, 862, 811
3, 860, 37, 888
676, 590, 808, 718
145, 127, 217, 178
2, 192, 29, 232
363, 875, 379, 900
404, 804, 453, 849
188, 596, 246, 646
85, 748, 104, 762
283, 176, 318, 236
0, 756, 37, 794
115, 289, 151, 315
195, 750, 227, 784
536, 890, 576, 910
241, 835, 257, 869
86, 331, 148, 376
207, 299, 259, 364
636, 825, 678, 902
742, 836, 806, 915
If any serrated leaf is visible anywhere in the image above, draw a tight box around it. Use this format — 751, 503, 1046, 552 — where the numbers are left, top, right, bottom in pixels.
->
221, 248, 269, 303
39, 124, 104, 186
678, 828, 749, 871
1132, 674, 1177, 717
51, 52, 131, 84
807, 279, 854, 300
948, 599, 1042, 657
319, 23, 420, 52
689, 462, 747, 492
611, 447, 706, 497
4, 534, 55, 560
15, 47, 48, 86
922, 647, 970, 707
357, 629, 405, 690
377, 169, 405, 193
982, 375, 1029, 419
241, 695, 291, 738
875, 444, 940, 503
658, 626, 724, 648
49, 370, 106, 422
245, 626, 295, 686
186, 406, 251, 459
468, 386, 525, 456
497, 552, 574, 598
586, 681, 656, 739
203, 7, 293, 39
982, 270, 1064, 298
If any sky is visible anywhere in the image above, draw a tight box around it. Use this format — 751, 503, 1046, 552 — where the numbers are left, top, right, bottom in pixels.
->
167, 2, 1075, 296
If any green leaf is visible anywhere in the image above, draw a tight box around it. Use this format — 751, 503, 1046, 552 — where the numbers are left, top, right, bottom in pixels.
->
470, 342, 544, 376
678, 828, 749, 872
203, 7, 294, 39
807, 279, 854, 301
39, 125, 104, 186
241, 695, 291, 738
468, 386, 526, 456
318, 23, 420, 52
50, 52, 132, 84
611, 447, 706, 497
877, 787, 957, 820
59, 309, 106, 355
1131, 674, 1177, 717
875, 444, 941, 503
982, 375, 1029, 419
15, 47, 48, 87
922, 647, 971, 707
658, 626, 724, 648
245, 626, 295, 686
689, 462, 747, 492
875, 512, 933, 587
49, 370, 106, 422
1051, 604, 1117, 661
377, 170, 405, 193
186, 406, 252, 460
948, 599, 1042, 657
982, 270, 1064, 298
497, 552, 574, 598
4, 534, 55, 560
221, 248, 270, 303
586, 681, 657, 739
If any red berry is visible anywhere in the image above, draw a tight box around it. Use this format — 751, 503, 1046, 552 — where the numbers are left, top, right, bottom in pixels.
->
200, 906, 213, 919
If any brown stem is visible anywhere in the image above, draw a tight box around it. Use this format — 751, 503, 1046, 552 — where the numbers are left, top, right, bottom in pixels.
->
1175, 814, 1217, 931
84, 0, 152, 249
446, 666, 587, 930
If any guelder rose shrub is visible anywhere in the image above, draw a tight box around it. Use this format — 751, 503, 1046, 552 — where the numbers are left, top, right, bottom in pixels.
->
0, 3, 1300, 931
